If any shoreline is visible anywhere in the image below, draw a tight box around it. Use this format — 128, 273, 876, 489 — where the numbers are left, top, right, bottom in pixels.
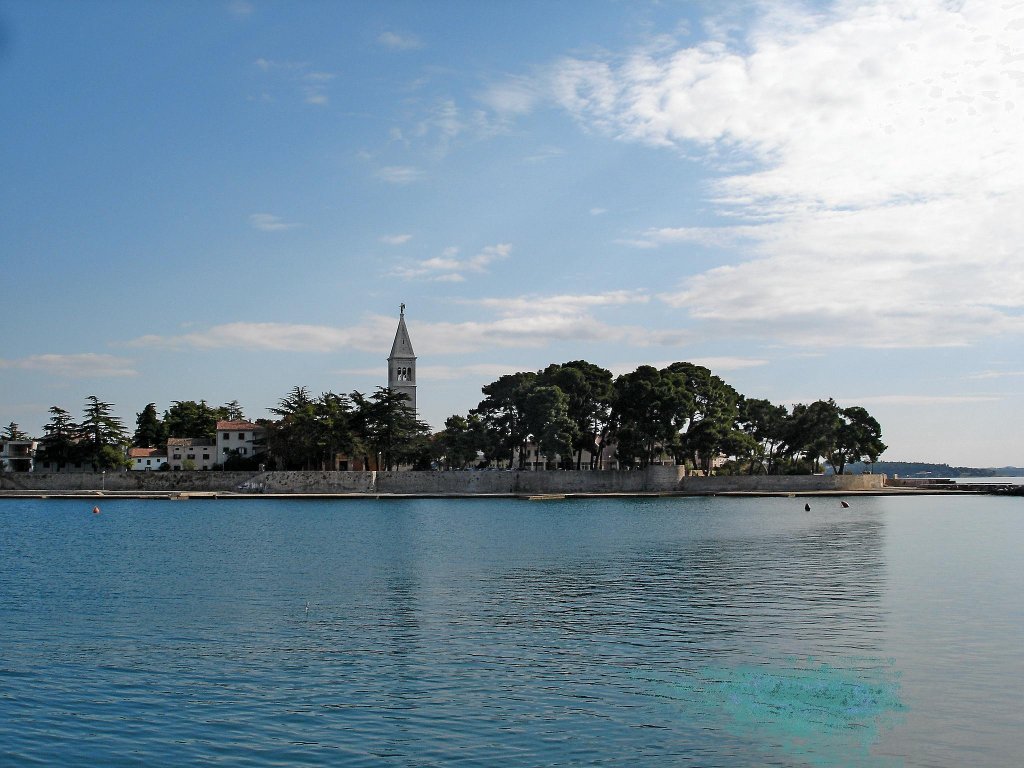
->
3, 467, 1019, 500
0, 487, 1011, 501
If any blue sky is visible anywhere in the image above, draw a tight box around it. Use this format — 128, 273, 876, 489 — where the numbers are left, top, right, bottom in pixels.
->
2, 0, 1022, 467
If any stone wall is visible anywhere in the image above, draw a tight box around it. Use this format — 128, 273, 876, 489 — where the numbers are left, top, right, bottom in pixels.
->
0, 467, 886, 495
680, 473, 886, 493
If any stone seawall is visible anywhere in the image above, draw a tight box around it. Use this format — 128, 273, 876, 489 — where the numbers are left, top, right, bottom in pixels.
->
0, 467, 886, 495
680, 473, 885, 493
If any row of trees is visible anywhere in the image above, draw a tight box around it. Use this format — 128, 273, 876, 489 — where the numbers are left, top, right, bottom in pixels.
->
432, 360, 885, 475
12, 388, 433, 472
2, 397, 250, 471
31, 397, 135, 470
5, 360, 885, 475
266, 386, 431, 471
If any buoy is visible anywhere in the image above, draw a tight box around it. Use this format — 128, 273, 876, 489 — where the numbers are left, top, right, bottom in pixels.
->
804, 503, 811, 511
92, 506, 100, 514
841, 501, 850, 508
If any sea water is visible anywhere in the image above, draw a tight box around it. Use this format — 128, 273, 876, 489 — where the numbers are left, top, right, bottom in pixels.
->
0, 495, 1020, 766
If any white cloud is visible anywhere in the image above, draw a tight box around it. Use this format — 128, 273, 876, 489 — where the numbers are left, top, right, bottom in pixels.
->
380, 233, 413, 245
376, 166, 425, 185
415, 99, 465, 154
415, 363, 529, 382
632, 225, 761, 249
127, 321, 390, 354
608, 356, 769, 377
0, 353, 138, 378
531, 0, 1024, 348
228, 1, 253, 18
249, 212, 300, 231
123, 290, 692, 359
378, 31, 423, 51
837, 394, 1002, 406
253, 59, 334, 106
524, 145, 566, 163
413, 290, 691, 353
392, 243, 511, 282
302, 71, 335, 105
968, 370, 1024, 380
473, 289, 648, 316
479, 76, 542, 116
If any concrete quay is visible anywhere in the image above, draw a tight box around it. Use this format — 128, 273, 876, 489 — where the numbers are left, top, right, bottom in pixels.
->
2, 466, 1000, 500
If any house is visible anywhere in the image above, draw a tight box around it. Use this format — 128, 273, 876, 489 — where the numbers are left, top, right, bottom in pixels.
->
512, 440, 621, 471
216, 420, 266, 464
166, 437, 217, 471
0, 439, 38, 472
128, 446, 168, 471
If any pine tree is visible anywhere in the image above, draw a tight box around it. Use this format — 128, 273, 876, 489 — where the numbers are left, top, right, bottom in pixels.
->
2, 422, 30, 440
37, 406, 79, 467
78, 396, 130, 469
133, 403, 166, 447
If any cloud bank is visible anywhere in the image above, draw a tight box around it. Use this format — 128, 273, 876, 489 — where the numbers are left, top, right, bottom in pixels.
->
491, 0, 1024, 348
125, 290, 691, 357
0, 353, 138, 378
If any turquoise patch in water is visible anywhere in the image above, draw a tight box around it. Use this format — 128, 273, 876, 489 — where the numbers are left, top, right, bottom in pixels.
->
659, 658, 906, 767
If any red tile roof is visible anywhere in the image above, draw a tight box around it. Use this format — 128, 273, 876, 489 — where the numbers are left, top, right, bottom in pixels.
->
166, 437, 214, 447
216, 420, 262, 431
129, 447, 166, 459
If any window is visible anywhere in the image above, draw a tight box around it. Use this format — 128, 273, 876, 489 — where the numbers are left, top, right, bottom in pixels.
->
187, 454, 195, 460
238, 433, 245, 440
223, 432, 230, 439
173, 453, 181, 460
241, 448, 247, 455
203, 454, 209, 460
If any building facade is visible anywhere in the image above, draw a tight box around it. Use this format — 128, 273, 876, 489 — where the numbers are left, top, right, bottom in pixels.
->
128, 446, 169, 471
0, 439, 38, 472
387, 303, 417, 413
216, 420, 266, 464
165, 437, 217, 471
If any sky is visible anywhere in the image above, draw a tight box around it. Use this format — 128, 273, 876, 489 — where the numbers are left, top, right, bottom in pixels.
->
2, 0, 1023, 467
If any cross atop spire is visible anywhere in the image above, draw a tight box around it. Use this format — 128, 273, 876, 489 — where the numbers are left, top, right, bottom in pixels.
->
400, 302, 405, 317
389, 306, 415, 358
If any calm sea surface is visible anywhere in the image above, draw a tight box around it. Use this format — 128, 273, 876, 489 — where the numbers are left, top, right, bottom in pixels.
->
1, 495, 1021, 767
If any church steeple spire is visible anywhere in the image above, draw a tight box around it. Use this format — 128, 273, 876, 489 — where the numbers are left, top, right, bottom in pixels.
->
387, 304, 417, 412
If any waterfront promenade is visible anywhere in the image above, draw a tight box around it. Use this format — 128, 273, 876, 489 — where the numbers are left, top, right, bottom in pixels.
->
1, 468, 1016, 499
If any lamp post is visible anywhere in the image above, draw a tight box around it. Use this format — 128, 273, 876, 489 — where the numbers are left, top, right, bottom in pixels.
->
101, 470, 106, 492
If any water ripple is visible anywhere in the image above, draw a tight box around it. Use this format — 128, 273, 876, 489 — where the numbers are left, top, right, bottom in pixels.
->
1, 496, 1021, 765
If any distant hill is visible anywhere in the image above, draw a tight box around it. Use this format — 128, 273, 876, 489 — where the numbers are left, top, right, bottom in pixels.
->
846, 461, 1024, 478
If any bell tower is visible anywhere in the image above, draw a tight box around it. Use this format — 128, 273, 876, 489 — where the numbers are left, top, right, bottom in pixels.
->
387, 303, 417, 413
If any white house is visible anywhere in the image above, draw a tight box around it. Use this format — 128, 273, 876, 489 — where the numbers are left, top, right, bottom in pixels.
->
216, 420, 266, 464
166, 437, 217, 471
0, 439, 38, 472
128, 446, 168, 471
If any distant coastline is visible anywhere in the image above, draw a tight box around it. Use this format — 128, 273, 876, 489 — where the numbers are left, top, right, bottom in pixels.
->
846, 461, 1024, 478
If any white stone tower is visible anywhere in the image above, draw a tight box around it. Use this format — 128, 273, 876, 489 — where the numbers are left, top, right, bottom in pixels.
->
388, 303, 416, 413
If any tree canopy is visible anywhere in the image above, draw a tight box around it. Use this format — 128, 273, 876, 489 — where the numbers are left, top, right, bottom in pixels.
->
459, 360, 885, 474
21, 357, 884, 476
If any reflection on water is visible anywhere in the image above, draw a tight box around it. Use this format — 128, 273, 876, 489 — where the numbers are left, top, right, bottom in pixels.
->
0, 495, 1020, 766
